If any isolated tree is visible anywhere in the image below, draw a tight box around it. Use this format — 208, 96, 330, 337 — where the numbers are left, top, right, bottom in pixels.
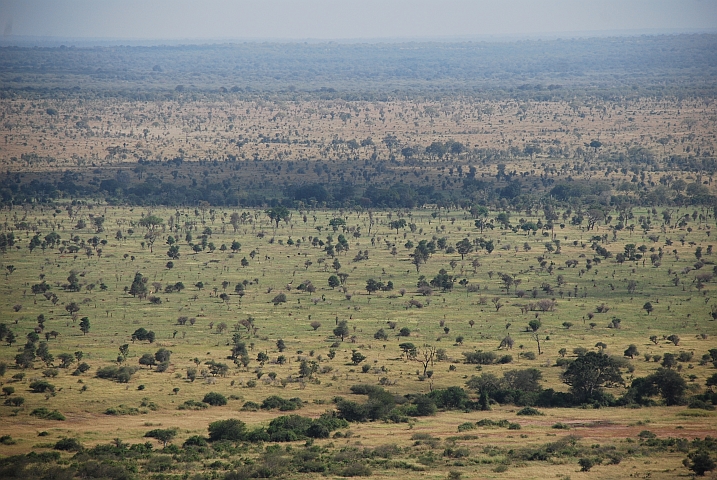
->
65, 302, 80, 316
276, 339, 286, 352
79, 317, 90, 335
129, 273, 148, 298
418, 345, 436, 376
643, 302, 654, 315
333, 320, 349, 341
328, 275, 340, 289
131, 328, 155, 343
528, 319, 542, 354
374, 329, 388, 341
351, 351, 366, 365
389, 218, 407, 234
266, 206, 290, 228
118, 344, 129, 361
399, 342, 417, 360
623, 344, 639, 359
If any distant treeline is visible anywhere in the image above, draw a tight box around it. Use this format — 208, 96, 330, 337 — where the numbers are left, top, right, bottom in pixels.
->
1, 34, 715, 100
1, 157, 716, 211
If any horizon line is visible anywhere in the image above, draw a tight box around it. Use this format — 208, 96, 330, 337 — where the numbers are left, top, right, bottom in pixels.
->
2, 27, 716, 48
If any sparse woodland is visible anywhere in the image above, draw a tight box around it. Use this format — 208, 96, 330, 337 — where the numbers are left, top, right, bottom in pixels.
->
0, 35, 716, 479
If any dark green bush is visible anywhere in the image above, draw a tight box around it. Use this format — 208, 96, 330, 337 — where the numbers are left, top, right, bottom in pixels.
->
95, 366, 136, 383
261, 395, 303, 411
29, 380, 55, 393
31, 408, 65, 420
516, 407, 543, 416
241, 401, 261, 411
203, 392, 228, 406
178, 399, 209, 410
183, 435, 208, 448
208, 419, 246, 442
54, 437, 82, 451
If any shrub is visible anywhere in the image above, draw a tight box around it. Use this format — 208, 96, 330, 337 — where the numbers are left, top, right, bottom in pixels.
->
72, 362, 91, 376
458, 422, 476, 432
96, 366, 136, 383
272, 293, 287, 305
261, 395, 303, 411
178, 399, 209, 410
516, 407, 543, 416
29, 380, 55, 393
203, 392, 228, 406
183, 435, 208, 448
31, 407, 65, 420
54, 437, 82, 451
208, 419, 246, 442
463, 351, 497, 365
241, 401, 261, 411
104, 405, 140, 415
498, 354, 513, 364
4, 396, 24, 406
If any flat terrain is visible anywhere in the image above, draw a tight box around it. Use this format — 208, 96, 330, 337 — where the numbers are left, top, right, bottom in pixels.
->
1, 97, 714, 170
0, 34, 716, 479
0, 205, 716, 478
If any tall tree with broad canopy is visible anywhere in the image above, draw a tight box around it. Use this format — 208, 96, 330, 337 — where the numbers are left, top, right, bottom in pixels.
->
562, 351, 623, 404
265, 206, 290, 228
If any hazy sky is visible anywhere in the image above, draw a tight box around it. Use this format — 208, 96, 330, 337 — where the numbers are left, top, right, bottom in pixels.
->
1, 0, 716, 41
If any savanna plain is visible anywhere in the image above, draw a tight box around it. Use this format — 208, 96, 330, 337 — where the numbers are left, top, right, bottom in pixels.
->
0, 36, 716, 480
